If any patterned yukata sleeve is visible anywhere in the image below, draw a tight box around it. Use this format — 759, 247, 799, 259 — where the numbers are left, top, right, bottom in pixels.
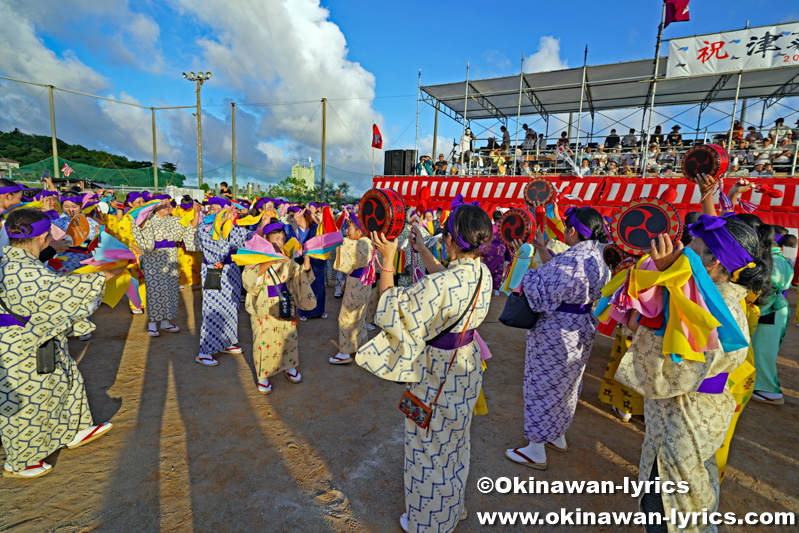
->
131, 219, 156, 253
287, 261, 317, 311
521, 252, 576, 313
241, 263, 261, 294
334, 238, 358, 274
355, 272, 452, 383
26, 270, 105, 346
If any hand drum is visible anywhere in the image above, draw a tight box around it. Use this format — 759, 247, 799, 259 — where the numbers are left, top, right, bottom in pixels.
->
359, 188, 406, 240
609, 197, 682, 257
498, 208, 535, 247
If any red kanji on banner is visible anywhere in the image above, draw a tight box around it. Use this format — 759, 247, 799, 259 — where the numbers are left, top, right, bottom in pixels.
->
371, 124, 382, 149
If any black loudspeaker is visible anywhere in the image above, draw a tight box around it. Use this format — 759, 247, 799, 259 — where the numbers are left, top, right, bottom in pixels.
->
402, 149, 417, 175
392, 150, 405, 175
384, 151, 394, 175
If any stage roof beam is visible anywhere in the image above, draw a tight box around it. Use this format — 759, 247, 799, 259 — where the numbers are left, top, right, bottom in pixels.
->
521, 77, 549, 120
699, 74, 733, 114
765, 72, 799, 109
468, 83, 508, 126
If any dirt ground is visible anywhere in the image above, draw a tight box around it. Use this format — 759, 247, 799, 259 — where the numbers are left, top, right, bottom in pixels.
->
1, 282, 797, 532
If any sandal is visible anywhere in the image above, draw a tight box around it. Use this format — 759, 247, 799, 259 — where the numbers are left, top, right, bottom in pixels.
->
320, 313, 328, 319
285, 368, 302, 383
545, 441, 569, 453
78, 333, 92, 341
195, 354, 219, 367
328, 353, 353, 365
257, 380, 272, 394
148, 326, 160, 337
131, 308, 144, 315
221, 345, 243, 354
612, 406, 632, 422
2, 460, 53, 479
162, 325, 180, 333
504, 448, 547, 470
67, 422, 113, 450
299, 315, 308, 322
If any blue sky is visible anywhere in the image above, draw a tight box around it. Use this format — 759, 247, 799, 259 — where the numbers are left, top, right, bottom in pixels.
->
0, 0, 797, 191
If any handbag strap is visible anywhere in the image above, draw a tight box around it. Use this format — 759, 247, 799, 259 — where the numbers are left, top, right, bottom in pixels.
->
426, 268, 483, 417
427, 267, 483, 345
0, 292, 27, 325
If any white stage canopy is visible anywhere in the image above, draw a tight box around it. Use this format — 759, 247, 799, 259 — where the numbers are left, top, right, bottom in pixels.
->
421, 23, 799, 124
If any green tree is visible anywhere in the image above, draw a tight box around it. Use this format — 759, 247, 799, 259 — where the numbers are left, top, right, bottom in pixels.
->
160, 161, 177, 173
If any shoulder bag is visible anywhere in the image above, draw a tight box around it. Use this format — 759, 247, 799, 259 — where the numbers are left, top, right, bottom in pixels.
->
267, 266, 294, 320
398, 268, 483, 430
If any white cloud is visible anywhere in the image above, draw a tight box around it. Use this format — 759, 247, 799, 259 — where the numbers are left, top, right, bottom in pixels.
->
524, 36, 568, 73
0, 0, 382, 193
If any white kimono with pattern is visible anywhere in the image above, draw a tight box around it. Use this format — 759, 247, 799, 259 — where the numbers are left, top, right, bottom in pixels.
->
356, 258, 492, 532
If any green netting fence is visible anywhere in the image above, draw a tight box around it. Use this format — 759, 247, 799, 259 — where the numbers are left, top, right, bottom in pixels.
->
10, 157, 375, 194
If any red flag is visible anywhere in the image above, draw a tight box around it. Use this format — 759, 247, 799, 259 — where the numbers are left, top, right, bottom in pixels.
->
371, 124, 383, 149
664, 0, 690, 28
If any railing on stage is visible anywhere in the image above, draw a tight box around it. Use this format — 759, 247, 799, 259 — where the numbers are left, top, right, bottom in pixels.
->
397, 126, 799, 179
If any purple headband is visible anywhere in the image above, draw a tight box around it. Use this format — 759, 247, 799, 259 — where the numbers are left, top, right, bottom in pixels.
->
0, 183, 24, 195
151, 194, 171, 201
125, 192, 143, 204
181, 198, 194, 208
564, 207, 593, 239
61, 195, 82, 206
206, 197, 231, 208
308, 203, 318, 209
688, 215, 754, 274
288, 206, 302, 214
261, 222, 285, 235
446, 194, 479, 250
774, 233, 786, 246
33, 190, 58, 201
6, 217, 51, 239
350, 215, 362, 230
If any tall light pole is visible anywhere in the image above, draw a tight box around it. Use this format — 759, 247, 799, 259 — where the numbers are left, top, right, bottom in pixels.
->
183, 71, 212, 188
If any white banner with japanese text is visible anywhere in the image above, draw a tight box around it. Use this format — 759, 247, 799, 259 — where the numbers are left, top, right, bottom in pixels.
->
666, 22, 799, 77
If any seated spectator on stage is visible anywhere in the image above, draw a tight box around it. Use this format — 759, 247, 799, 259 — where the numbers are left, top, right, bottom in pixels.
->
771, 138, 794, 172
532, 163, 547, 174
666, 125, 683, 146
489, 148, 504, 169
557, 131, 569, 148
658, 146, 676, 168
769, 117, 791, 142
577, 158, 592, 177
649, 125, 664, 145
497, 163, 507, 176
754, 138, 776, 166
592, 144, 607, 167
434, 154, 448, 175
500, 125, 511, 152
521, 131, 536, 151
619, 164, 632, 176
745, 126, 763, 142
762, 163, 775, 176
731, 140, 754, 167
606, 160, 619, 175
521, 161, 533, 176
749, 162, 764, 177
450, 161, 462, 176
622, 128, 637, 149
605, 129, 621, 149
621, 147, 640, 172
646, 143, 661, 172
423, 154, 434, 175
728, 120, 744, 142
607, 147, 622, 167
660, 165, 675, 178
728, 163, 747, 177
